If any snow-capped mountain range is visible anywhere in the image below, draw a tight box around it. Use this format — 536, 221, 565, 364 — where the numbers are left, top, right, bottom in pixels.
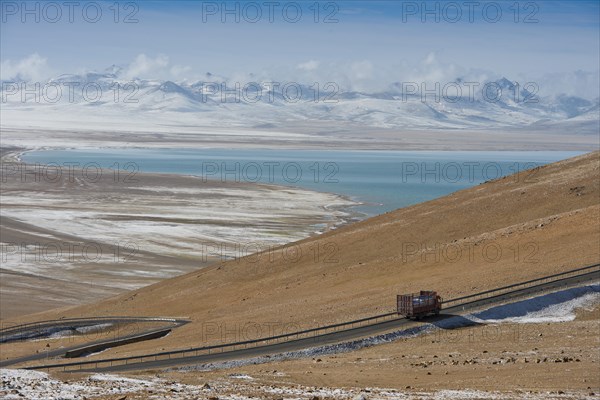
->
1, 67, 598, 133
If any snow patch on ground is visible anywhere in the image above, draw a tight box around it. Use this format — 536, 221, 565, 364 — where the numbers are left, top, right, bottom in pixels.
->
429, 390, 581, 399
1, 369, 202, 400
2, 323, 115, 343
1, 369, 95, 400
88, 373, 151, 384
228, 373, 254, 380
470, 284, 600, 324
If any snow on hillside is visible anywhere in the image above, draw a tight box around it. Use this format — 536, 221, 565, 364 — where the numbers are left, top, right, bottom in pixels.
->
1, 68, 598, 133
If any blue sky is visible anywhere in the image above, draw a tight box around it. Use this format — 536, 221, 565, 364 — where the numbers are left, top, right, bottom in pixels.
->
1, 0, 599, 97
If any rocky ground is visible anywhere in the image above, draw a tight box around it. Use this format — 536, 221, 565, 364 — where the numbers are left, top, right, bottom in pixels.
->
2, 368, 596, 400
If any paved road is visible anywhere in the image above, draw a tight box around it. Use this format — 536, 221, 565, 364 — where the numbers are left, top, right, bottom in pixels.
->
26, 268, 598, 373
0, 318, 189, 367
0, 317, 187, 341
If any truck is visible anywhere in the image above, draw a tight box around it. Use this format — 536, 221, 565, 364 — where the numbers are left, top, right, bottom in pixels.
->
397, 291, 442, 319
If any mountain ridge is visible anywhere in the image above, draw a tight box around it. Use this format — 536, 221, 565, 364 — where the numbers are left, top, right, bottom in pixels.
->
2, 70, 598, 132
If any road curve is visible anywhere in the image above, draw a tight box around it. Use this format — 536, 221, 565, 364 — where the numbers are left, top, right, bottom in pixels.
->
0, 317, 189, 368
24, 267, 599, 373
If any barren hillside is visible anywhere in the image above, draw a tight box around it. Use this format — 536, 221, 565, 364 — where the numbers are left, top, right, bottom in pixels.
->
4, 151, 599, 360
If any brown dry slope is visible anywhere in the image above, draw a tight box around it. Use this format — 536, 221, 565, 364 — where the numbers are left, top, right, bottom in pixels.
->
4, 151, 600, 360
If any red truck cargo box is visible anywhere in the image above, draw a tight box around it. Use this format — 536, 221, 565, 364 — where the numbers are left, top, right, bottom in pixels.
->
397, 291, 442, 318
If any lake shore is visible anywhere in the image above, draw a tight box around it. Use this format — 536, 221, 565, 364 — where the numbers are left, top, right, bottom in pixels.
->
0, 147, 359, 319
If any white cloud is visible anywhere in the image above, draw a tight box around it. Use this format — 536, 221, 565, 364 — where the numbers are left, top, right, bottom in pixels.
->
0, 53, 50, 82
350, 60, 373, 80
4, 52, 597, 100
170, 65, 193, 79
297, 60, 320, 71
528, 70, 600, 100
424, 52, 436, 65
121, 54, 200, 82
122, 54, 170, 80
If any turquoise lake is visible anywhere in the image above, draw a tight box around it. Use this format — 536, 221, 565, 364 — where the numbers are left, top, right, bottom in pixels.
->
22, 150, 583, 217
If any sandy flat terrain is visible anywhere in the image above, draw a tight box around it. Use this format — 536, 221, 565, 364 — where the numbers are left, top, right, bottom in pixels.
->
1, 125, 598, 151
0, 148, 356, 318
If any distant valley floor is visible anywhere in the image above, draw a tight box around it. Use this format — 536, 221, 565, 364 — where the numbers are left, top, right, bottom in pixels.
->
0, 147, 356, 318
